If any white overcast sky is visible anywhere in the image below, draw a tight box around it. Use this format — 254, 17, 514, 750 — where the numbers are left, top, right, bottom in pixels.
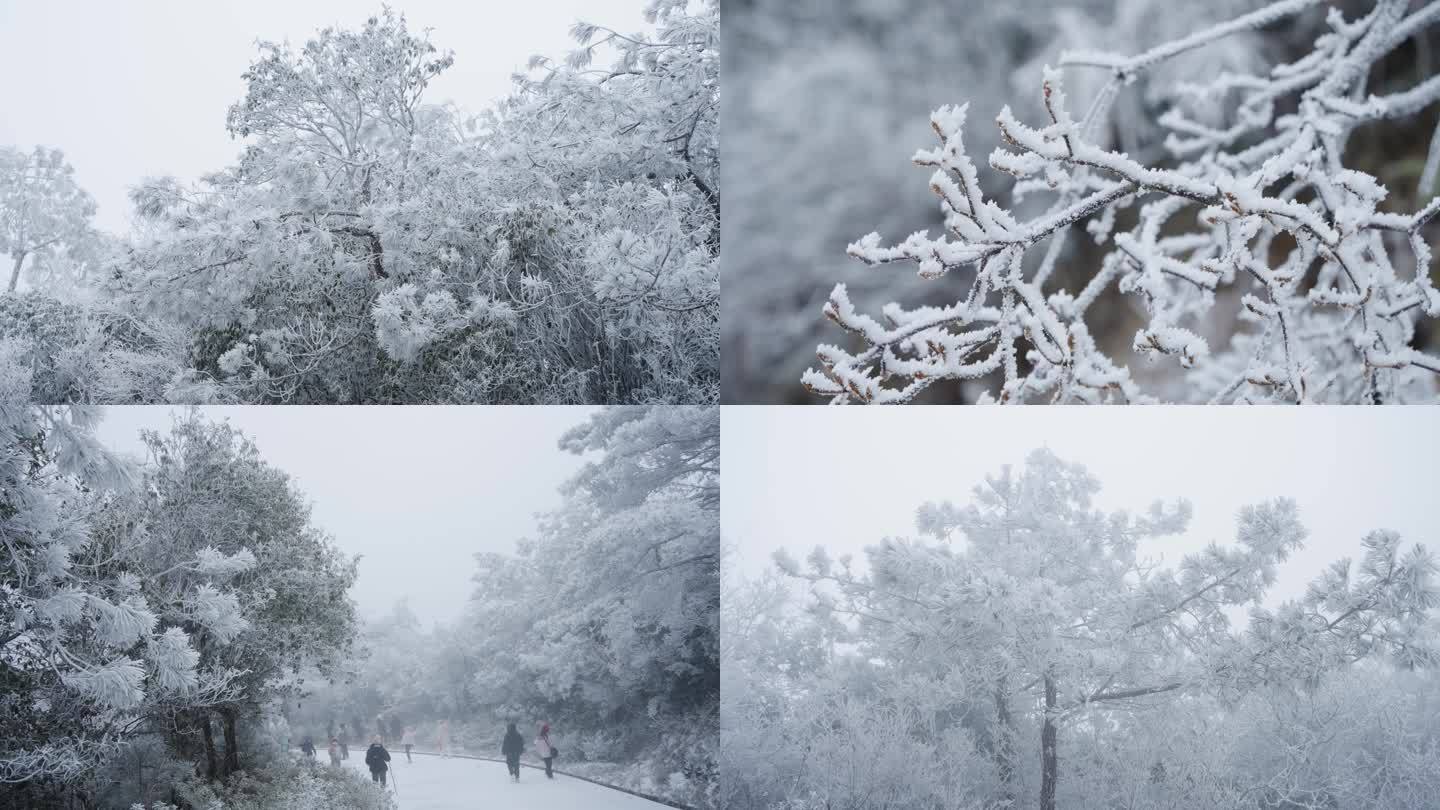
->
94, 406, 598, 626
724, 407, 1440, 609
0, 0, 644, 234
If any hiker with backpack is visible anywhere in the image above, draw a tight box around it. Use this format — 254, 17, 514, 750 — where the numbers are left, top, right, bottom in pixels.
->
365, 736, 392, 786
535, 723, 558, 779
501, 723, 525, 782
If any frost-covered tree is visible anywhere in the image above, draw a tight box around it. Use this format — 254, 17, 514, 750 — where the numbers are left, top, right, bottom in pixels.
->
122, 415, 358, 782
0, 160, 190, 405
464, 405, 719, 805
806, 0, 1440, 403
719, 568, 839, 809
0, 405, 243, 795
760, 449, 1437, 809
0, 146, 97, 293
0, 407, 359, 808
18, 3, 720, 405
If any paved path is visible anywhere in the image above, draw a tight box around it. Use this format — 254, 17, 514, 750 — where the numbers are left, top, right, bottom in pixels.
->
338, 751, 667, 810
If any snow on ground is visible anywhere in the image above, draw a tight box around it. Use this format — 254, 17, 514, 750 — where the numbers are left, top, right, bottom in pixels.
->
337, 752, 667, 810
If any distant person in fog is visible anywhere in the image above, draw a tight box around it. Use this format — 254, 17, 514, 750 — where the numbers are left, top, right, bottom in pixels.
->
437, 719, 451, 757
502, 722, 525, 781
402, 727, 415, 762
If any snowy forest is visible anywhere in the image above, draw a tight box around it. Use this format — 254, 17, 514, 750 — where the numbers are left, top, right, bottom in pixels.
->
723, 0, 1440, 403
288, 406, 719, 810
723, 448, 1440, 809
0, 404, 718, 810
0, 1, 718, 405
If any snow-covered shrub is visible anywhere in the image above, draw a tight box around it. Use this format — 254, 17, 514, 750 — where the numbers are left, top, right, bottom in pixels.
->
371, 285, 474, 364
806, 0, 1440, 403
0, 292, 193, 403
132, 761, 394, 810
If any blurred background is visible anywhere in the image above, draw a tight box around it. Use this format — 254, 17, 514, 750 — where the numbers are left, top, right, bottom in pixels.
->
721, 0, 1440, 403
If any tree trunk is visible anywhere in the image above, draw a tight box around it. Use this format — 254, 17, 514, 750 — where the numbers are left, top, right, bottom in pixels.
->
689, 170, 721, 256
994, 679, 1017, 807
221, 707, 241, 777
199, 712, 219, 781
1040, 673, 1058, 810
8, 251, 26, 292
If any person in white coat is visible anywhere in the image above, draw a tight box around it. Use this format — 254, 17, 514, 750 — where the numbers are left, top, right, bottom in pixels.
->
402, 727, 416, 762
436, 719, 451, 757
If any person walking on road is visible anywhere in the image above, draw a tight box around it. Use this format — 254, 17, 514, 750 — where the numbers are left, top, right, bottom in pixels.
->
300, 736, 315, 759
327, 737, 341, 767
502, 723, 525, 782
437, 719, 451, 758
338, 724, 349, 759
535, 723, 557, 779
402, 727, 416, 763
365, 736, 392, 787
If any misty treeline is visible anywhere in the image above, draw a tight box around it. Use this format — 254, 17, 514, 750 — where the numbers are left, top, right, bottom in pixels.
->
290, 406, 719, 809
0, 405, 379, 810
722, 449, 1440, 810
0, 0, 718, 405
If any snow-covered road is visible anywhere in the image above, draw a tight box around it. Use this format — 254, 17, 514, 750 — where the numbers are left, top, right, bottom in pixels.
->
339, 752, 668, 810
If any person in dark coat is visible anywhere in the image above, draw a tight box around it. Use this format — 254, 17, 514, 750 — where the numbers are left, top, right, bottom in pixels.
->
365, 737, 392, 786
501, 723, 525, 781
338, 724, 349, 759
299, 736, 315, 758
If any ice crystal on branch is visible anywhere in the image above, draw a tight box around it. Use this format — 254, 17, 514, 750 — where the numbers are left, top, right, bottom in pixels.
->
806, 0, 1440, 403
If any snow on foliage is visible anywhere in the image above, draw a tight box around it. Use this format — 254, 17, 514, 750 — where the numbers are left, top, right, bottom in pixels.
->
724, 448, 1440, 810
806, 0, 1440, 403
129, 759, 395, 810
0, 2, 718, 404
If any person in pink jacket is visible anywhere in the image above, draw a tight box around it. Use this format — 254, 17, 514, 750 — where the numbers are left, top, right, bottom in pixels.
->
534, 723, 557, 779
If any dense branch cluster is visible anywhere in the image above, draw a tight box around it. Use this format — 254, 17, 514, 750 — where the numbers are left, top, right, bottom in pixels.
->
1, 2, 718, 404
806, 0, 1440, 403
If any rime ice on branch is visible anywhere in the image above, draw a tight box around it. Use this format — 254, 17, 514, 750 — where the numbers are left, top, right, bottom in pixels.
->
805, 0, 1440, 404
